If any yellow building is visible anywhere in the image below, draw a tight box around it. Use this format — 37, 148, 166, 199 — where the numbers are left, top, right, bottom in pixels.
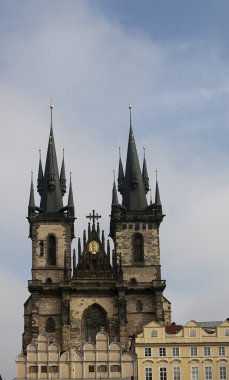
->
135, 319, 229, 380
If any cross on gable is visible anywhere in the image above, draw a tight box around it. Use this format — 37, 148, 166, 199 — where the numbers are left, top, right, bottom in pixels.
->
86, 210, 101, 228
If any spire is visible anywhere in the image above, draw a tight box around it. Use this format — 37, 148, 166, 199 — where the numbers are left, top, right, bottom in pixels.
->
28, 172, 35, 217
37, 149, 43, 196
112, 170, 119, 205
155, 171, 162, 206
67, 173, 74, 208
40, 104, 63, 213
60, 149, 66, 196
122, 106, 147, 210
142, 147, 149, 194
118, 147, 124, 194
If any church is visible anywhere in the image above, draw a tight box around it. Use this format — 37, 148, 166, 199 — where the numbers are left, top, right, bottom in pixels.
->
16, 106, 171, 379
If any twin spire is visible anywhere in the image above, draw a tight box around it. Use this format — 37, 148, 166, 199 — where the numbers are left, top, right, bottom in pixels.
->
28, 105, 74, 215
113, 105, 162, 211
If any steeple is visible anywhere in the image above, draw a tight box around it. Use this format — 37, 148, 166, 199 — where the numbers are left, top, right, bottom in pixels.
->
118, 148, 124, 195
122, 106, 147, 210
60, 149, 67, 196
155, 172, 162, 207
28, 172, 35, 216
67, 173, 74, 216
142, 147, 149, 194
40, 104, 63, 213
112, 170, 119, 205
37, 150, 43, 196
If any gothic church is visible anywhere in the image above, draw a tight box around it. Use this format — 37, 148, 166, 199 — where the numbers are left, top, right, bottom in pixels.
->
23, 106, 171, 355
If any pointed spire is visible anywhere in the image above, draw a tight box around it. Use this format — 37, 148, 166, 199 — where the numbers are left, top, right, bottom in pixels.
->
122, 106, 147, 210
97, 222, 100, 238
40, 104, 63, 212
88, 222, 91, 241
155, 171, 162, 206
118, 147, 124, 195
68, 172, 74, 208
28, 172, 35, 216
142, 147, 149, 194
60, 149, 67, 196
107, 239, 110, 261
83, 230, 86, 249
112, 170, 119, 205
78, 238, 82, 257
102, 230, 105, 249
37, 149, 43, 195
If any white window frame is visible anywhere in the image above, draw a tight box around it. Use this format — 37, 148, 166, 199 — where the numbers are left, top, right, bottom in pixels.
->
190, 346, 198, 357
144, 347, 152, 357
204, 366, 213, 380
219, 346, 226, 356
159, 347, 166, 357
203, 346, 211, 356
219, 365, 227, 380
145, 367, 153, 380
173, 366, 181, 380
191, 366, 199, 380
159, 367, 167, 380
172, 347, 180, 357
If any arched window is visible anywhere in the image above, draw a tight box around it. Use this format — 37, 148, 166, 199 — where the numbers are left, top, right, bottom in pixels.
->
133, 233, 144, 263
47, 235, 56, 265
82, 304, 108, 342
45, 317, 55, 332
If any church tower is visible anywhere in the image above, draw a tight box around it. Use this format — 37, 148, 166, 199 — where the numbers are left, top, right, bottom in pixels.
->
24, 105, 75, 351
23, 105, 170, 356
110, 106, 171, 338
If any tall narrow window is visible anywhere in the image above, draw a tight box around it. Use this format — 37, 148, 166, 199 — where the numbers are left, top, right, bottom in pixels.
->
47, 235, 56, 265
45, 317, 55, 332
145, 368, 152, 380
133, 233, 144, 263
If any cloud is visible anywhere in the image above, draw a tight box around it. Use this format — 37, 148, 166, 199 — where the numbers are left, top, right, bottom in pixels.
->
0, 1, 229, 378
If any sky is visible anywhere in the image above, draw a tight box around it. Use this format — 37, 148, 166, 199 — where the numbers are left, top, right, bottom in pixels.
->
1, 0, 229, 378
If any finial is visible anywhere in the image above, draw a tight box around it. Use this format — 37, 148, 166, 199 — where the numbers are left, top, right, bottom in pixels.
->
63, 148, 65, 159
39, 148, 41, 160
113, 169, 115, 182
129, 104, 132, 128
118, 146, 121, 159
31, 171, 33, 183
143, 146, 146, 159
155, 169, 158, 182
50, 98, 54, 130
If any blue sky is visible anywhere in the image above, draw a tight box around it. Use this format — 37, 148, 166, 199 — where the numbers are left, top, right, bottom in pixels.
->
1, 1, 229, 379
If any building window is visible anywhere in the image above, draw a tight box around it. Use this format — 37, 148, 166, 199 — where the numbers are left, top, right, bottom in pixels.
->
88, 365, 94, 373
39, 241, 44, 256
173, 367, 180, 380
47, 234, 56, 265
145, 368, 152, 380
159, 347, 166, 357
205, 367, 213, 380
204, 346, 211, 356
190, 329, 197, 337
152, 329, 158, 337
191, 367, 199, 380
172, 347, 180, 357
41, 366, 47, 373
219, 366, 227, 379
136, 300, 143, 312
82, 304, 107, 342
219, 346, 225, 356
133, 233, 144, 262
225, 329, 229, 336
144, 347, 152, 357
45, 317, 55, 332
190, 346, 198, 356
110, 365, 121, 372
160, 367, 167, 380
97, 365, 107, 373
49, 366, 58, 373
29, 366, 38, 373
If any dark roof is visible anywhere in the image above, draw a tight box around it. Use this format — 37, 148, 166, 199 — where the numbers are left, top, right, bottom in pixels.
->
196, 321, 222, 329
40, 125, 63, 213
122, 126, 147, 210
165, 324, 183, 334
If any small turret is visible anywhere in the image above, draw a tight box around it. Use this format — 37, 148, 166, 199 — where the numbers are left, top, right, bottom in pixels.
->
118, 148, 124, 195
37, 150, 43, 196
142, 148, 149, 194
28, 172, 36, 217
60, 149, 67, 196
112, 179, 119, 206
67, 173, 74, 217
155, 176, 162, 207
